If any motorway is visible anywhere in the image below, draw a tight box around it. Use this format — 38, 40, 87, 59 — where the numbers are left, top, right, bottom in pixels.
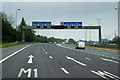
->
1, 43, 120, 79
61, 44, 120, 60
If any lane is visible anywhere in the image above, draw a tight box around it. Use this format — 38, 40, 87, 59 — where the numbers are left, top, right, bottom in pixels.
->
2, 44, 68, 78
2, 43, 119, 79
43, 44, 119, 78
61, 44, 119, 60
2, 44, 35, 78
59, 44, 119, 63
0, 45, 31, 63
33, 44, 67, 78
2, 44, 30, 59
42, 44, 102, 78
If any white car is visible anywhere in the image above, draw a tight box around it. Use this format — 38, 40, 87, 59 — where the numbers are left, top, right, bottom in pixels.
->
62, 42, 65, 45
75, 41, 85, 49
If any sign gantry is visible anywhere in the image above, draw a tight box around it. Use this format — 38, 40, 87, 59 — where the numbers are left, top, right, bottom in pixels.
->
22, 21, 101, 42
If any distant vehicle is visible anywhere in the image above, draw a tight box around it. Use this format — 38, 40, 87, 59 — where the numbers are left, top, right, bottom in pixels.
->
75, 41, 85, 49
109, 43, 117, 46
62, 42, 65, 45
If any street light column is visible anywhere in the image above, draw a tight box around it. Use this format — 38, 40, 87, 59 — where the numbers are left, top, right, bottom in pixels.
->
115, 1, 120, 37
16, 9, 20, 42
118, 1, 120, 37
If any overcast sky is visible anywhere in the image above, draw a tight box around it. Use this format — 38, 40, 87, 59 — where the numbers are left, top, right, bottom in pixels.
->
2, 2, 118, 41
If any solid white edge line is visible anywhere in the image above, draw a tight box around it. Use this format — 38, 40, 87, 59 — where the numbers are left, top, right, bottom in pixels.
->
0, 45, 31, 63
61, 68, 69, 74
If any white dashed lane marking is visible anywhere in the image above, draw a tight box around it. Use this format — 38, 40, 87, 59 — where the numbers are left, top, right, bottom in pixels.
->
100, 57, 119, 64
85, 57, 91, 60
49, 56, 53, 59
66, 56, 87, 66
45, 52, 47, 54
61, 68, 69, 74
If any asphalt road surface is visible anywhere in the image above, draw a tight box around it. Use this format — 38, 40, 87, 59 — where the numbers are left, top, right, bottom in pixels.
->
61, 44, 119, 60
1, 43, 120, 80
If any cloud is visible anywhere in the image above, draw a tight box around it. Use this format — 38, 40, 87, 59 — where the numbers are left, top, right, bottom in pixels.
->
1, 0, 119, 2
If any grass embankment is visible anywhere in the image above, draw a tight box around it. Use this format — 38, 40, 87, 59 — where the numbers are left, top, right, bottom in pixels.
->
1, 42, 38, 48
86, 45, 119, 51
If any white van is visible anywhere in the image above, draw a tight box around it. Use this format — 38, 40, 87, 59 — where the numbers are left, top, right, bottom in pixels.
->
75, 41, 85, 49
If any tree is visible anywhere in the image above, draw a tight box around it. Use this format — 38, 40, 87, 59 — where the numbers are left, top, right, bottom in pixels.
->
18, 17, 35, 42
68, 38, 76, 44
34, 35, 64, 43
48, 37, 55, 43
112, 36, 120, 44
17, 17, 26, 41
18, 17, 27, 32
2, 12, 16, 42
25, 29, 35, 42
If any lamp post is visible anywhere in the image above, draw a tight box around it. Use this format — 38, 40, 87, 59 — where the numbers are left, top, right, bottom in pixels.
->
16, 8, 20, 42
97, 19, 101, 26
115, 1, 120, 37
118, 1, 120, 45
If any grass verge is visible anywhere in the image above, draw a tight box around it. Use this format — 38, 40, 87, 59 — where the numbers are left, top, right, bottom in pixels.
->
86, 45, 118, 51
1, 42, 38, 48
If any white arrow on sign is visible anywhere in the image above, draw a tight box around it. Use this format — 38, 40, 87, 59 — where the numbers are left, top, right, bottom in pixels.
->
28, 55, 34, 64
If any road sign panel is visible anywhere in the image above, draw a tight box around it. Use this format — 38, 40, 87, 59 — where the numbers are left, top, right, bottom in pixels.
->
32, 22, 51, 25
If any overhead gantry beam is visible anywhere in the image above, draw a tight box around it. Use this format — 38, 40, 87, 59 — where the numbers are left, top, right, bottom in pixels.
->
22, 26, 101, 42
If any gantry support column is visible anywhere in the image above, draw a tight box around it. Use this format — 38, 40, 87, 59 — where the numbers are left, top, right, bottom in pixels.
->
22, 29, 25, 42
99, 26, 101, 43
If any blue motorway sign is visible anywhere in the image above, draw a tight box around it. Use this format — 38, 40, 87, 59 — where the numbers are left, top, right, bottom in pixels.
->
63, 22, 82, 26
64, 22, 82, 24
32, 22, 51, 25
